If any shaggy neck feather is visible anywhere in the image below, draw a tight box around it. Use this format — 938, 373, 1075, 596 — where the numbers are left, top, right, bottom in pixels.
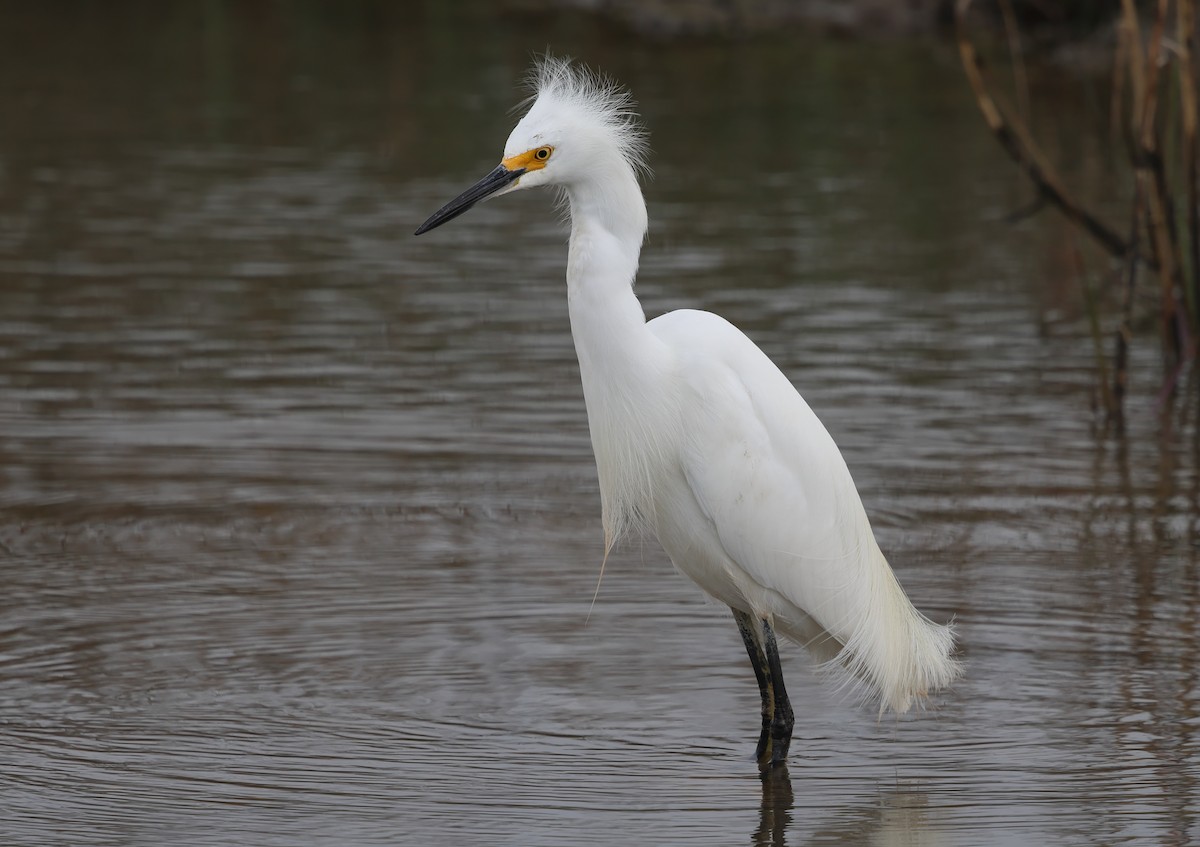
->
564, 159, 670, 545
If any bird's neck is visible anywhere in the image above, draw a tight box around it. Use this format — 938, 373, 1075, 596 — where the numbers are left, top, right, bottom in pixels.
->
564, 161, 653, 369
564, 165, 671, 548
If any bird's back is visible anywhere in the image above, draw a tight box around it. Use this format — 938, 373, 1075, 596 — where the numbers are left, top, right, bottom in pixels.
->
647, 308, 959, 713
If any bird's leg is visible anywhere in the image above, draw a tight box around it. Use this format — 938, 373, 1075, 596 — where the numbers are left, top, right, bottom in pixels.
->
732, 608, 774, 765
760, 617, 794, 767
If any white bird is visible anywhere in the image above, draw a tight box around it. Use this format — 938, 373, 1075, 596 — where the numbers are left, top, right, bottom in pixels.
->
415, 58, 960, 769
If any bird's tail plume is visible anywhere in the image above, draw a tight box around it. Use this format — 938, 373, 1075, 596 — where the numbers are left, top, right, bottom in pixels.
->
780, 548, 961, 715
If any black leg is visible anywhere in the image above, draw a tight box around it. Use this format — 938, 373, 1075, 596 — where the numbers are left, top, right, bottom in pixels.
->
760, 618, 794, 767
733, 609, 793, 769
733, 608, 772, 762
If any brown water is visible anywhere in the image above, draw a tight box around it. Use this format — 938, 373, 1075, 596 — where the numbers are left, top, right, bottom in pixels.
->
3, 3, 1199, 845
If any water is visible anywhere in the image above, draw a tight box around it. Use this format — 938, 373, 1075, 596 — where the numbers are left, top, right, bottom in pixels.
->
2, 3, 1199, 845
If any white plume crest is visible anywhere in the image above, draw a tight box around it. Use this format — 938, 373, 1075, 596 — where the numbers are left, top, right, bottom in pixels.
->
523, 55, 651, 179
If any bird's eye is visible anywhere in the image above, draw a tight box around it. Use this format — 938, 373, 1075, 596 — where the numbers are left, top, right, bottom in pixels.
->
535, 146, 552, 161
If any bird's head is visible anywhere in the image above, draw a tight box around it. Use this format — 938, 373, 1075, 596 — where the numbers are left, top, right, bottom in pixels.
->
414, 56, 647, 236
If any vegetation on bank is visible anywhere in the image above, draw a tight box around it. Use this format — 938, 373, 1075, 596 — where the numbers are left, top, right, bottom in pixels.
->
555, 0, 1142, 39
957, 0, 1198, 426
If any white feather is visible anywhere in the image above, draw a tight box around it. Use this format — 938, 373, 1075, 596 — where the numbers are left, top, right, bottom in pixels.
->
498, 59, 961, 714
649, 310, 960, 713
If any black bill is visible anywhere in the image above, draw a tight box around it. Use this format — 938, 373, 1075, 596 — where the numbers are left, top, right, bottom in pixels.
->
413, 164, 525, 235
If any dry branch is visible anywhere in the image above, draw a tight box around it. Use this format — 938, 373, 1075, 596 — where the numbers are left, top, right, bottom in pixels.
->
958, 0, 1199, 415
1180, 0, 1199, 311
1126, 0, 1186, 365
955, 0, 1136, 264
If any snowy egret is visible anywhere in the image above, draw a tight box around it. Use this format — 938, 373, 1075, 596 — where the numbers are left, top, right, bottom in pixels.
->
415, 58, 960, 768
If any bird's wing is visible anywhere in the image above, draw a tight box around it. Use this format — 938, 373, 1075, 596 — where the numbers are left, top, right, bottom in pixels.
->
648, 309, 880, 645
648, 309, 958, 712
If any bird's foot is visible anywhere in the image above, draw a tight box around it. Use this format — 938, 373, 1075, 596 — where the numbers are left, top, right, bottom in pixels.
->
756, 740, 788, 771
755, 714, 793, 770
755, 733, 790, 771
754, 724, 771, 765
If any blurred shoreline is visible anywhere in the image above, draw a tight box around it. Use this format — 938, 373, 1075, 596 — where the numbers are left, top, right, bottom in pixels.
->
512, 0, 1124, 43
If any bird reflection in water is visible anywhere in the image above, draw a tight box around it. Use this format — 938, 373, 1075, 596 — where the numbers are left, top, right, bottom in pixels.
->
754, 765, 793, 847
753, 770, 945, 846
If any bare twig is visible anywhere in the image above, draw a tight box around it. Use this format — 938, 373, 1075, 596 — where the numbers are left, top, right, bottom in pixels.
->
1179, 0, 1199, 316
1111, 15, 1129, 141
1127, 0, 1186, 368
1070, 233, 1116, 418
997, 0, 1030, 122
955, 0, 1138, 265
958, 0, 1198, 419
1113, 196, 1142, 418
1003, 193, 1048, 224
